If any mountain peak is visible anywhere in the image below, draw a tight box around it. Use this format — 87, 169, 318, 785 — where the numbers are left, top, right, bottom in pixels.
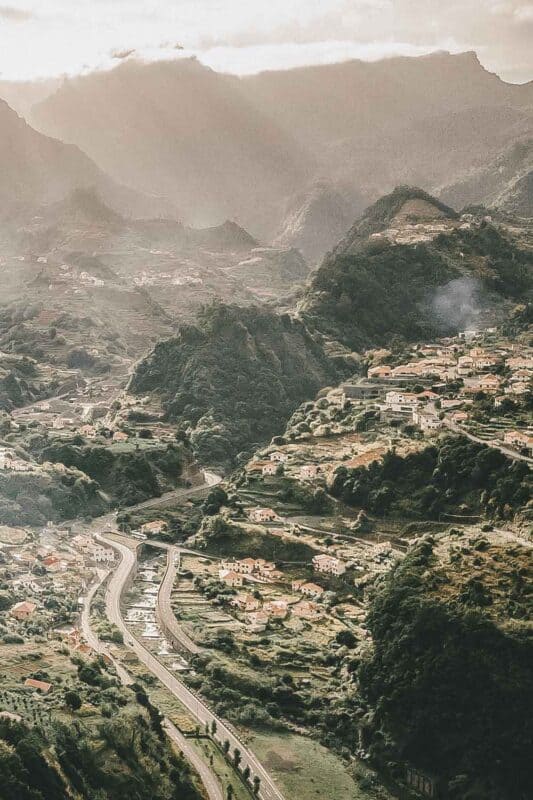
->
332, 186, 457, 256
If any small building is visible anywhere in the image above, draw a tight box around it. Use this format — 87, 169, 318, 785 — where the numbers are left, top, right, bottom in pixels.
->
312, 554, 346, 576
292, 600, 322, 620
270, 451, 289, 463
10, 600, 37, 620
262, 462, 278, 476
231, 593, 260, 612
412, 410, 444, 433
263, 599, 289, 619
24, 678, 52, 694
503, 430, 533, 455
219, 569, 244, 587
246, 610, 269, 631
248, 507, 278, 523
300, 464, 320, 480
112, 431, 128, 442
79, 424, 97, 439
299, 582, 325, 599
367, 365, 392, 379
91, 543, 115, 563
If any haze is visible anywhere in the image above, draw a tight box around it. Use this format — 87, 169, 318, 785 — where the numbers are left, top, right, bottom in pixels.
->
1, 0, 533, 82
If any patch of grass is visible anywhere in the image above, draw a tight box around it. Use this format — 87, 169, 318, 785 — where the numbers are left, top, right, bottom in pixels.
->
246, 730, 368, 800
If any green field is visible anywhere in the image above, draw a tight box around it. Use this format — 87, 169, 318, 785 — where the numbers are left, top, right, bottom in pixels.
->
247, 731, 375, 800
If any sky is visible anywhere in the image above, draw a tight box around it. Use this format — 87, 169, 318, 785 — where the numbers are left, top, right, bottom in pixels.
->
0, 0, 532, 83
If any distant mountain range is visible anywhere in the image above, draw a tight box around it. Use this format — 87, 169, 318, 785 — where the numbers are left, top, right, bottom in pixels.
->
2, 49, 531, 260
30, 58, 311, 238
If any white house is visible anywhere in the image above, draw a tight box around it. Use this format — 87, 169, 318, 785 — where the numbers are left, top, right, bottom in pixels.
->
412, 410, 443, 433
312, 554, 346, 576
270, 451, 289, 463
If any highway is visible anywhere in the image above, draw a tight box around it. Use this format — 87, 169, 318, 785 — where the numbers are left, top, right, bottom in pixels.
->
99, 532, 285, 800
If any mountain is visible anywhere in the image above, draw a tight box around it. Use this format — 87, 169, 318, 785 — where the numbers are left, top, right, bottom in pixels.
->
274, 181, 362, 263
28, 52, 533, 235
300, 187, 533, 350
0, 98, 169, 219
129, 187, 532, 464
31, 58, 312, 238
240, 51, 533, 201
439, 139, 533, 217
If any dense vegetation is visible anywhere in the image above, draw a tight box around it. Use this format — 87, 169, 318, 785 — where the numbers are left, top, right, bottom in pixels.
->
301, 188, 532, 350
0, 711, 200, 800
0, 464, 106, 526
357, 537, 533, 800
330, 436, 531, 520
38, 440, 186, 507
130, 303, 343, 466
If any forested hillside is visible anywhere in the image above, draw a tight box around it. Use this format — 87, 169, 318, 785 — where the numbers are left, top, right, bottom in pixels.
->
357, 535, 533, 800
130, 303, 344, 466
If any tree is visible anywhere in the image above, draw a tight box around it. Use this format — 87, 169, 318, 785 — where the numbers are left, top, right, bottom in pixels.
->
233, 748, 241, 769
336, 629, 357, 648
243, 765, 251, 782
253, 776, 261, 794
226, 786, 234, 800
210, 720, 217, 736
64, 690, 82, 711
222, 739, 230, 755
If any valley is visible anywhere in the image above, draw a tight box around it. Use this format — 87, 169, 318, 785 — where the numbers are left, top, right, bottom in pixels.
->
0, 42, 531, 800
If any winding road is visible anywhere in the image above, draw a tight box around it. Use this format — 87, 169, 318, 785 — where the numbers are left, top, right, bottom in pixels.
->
98, 532, 285, 800
443, 418, 533, 464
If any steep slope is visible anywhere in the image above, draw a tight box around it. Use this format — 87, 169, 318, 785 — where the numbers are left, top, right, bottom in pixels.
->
129, 303, 345, 466
31, 58, 312, 238
300, 188, 533, 349
0, 98, 163, 219
439, 139, 533, 217
274, 181, 362, 263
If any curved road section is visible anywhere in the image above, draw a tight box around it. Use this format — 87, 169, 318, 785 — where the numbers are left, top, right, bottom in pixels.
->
157, 548, 203, 655
99, 533, 285, 800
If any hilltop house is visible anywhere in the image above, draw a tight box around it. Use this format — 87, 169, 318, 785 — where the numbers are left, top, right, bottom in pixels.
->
312, 554, 346, 576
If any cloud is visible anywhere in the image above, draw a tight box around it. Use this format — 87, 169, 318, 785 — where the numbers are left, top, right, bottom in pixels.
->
0, 4, 32, 21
